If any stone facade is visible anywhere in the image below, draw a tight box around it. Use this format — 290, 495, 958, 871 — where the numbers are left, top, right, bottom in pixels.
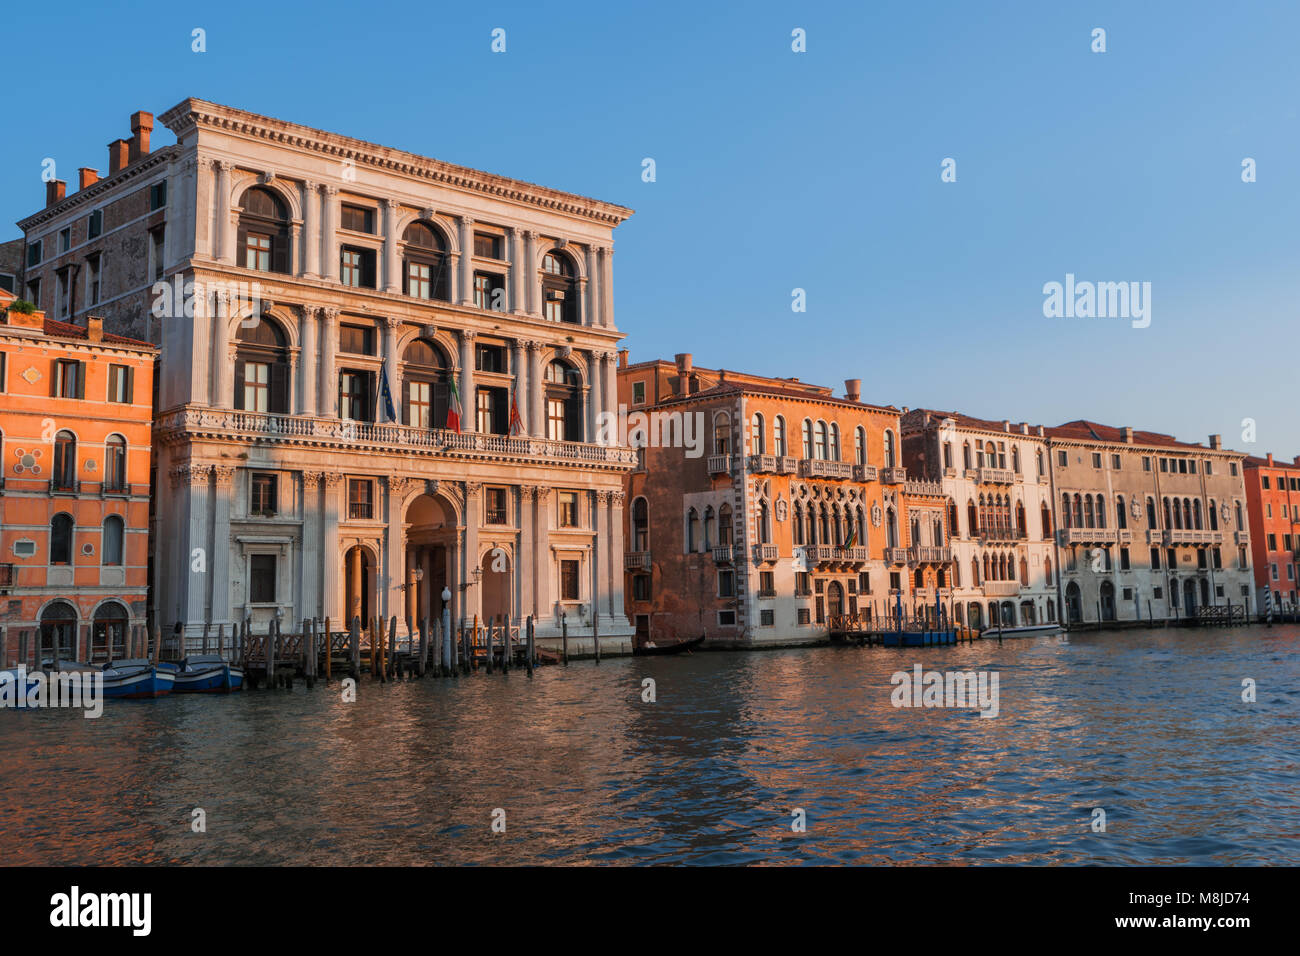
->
1242, 453, 1300, 612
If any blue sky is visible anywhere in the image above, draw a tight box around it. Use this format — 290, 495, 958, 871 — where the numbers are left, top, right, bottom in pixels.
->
5, 1, 1298, 455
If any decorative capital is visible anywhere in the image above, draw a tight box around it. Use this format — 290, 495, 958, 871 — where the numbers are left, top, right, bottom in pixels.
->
524, 339, 541, 352
535, 486, 552, 501
196, 156, 214, 171
215, 159, 234, 174
460, 328, 477, 343
213, 465, 237, 488
321, 306, 340, 323
610, 490, 626, 507
302, 470, 323, 490
459, 214, 475, 227
383, 316, 402, 331
464, 480, 483, 497
384, 197, 400, 211
520, 484, 537, 502
324, 184, 339, 196
324, 472, 346, 488
595, 490, 611, 506
388, 476, 414, 496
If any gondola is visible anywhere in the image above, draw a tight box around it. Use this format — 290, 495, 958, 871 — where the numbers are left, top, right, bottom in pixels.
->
633, 634, 706, 656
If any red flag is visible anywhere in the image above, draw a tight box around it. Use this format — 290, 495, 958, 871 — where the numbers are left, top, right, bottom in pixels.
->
446, 376, 462, 433
509, 390, 524, 436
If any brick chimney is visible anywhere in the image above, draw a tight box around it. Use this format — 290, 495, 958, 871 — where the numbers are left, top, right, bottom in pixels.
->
1267, 453, 1274, 466
45, 179, 66, 206
108, 139, 130, 174
1209, 434, 1222, 450
86, 316, 104, 343
618, 349, 628, 368
78, 168, 100, 190
673, 353, 692, 396
129, 111, 154, 162
844, 378, 861, 402
1121, 426, 1135, 443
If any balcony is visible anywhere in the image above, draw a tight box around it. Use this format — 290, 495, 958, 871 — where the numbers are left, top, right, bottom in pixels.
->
1061, 527, 1117, 545
835, 546, 869, 565
984, 580, 1019, 597
49, 478, 80, 495
881, 467, 907, 484
807, 545, 836, 564
748, 454, 777, 474
624, 552, 652, 572
1235, 531, 1250, 545
1147, 529, 1164, 545
752, 544, 779, 563
756, 588, 777, 599
904, 479, 944, 497
155, 407, 642, 469
973, 467, 1016, 485
884, 547, 910, 564
712, 545, 736, 564
800, 459, 854, 480
977, 526, 1026, 542
853, 464, 879, 483
943, 467, 958, 478
707, 454, 732, 476
1166, 529, 1223, 546
1117, 529, 1134, 545
908, 546, 953, 564
775, 456, 799, 475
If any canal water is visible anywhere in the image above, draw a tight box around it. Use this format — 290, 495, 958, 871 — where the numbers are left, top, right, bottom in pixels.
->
2, 626, 1296, 865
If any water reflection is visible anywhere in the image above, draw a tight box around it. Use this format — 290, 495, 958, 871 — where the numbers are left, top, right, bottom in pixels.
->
1, 626, 1297, 865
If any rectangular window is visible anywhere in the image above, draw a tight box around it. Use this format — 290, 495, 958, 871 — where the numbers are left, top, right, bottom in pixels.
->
249, 554, 276, 603
340, 204, 375, 234
59, 228, 71, 253
474, 272, 506, 311
339, 324, 375, 355
473, 233, 502, 259
1142, 456, 1151, 471
53, 359, 85, 399
475, 343, 508, 373
1160, 458, 1168, 473
719, 610, 737, 626
759, 570, 775, 595
1057, 451, 1067, 467
348, 479, 373, 520
1268, 533, 1277, 551
244, 361, 269, 412
1153, 586, 1163, 600
106, 364, 133, 403
56, 270, 69, 317
408, 380, 432, 428
560, 559, 580, 601
632, 381, 646, 406
1178, 459, 1188, 474
245, 233, 272, 271
632, 574, 651, 601
150, 181, 167, 210
477, 386, 508, 434
407, 261, 431, 299
1231, 462, 1239, 476
86, 255, 100, 305
27, 240, 42, 267
760, 609, 775, 626
1205, 460, 1213, 475
151, 228, 165, 280
795, 572, 811, 595
250, 474, 277, 515
485, 487, 508, 525
1189, 460, 1197, 474
797, 608, 811, 625
0, 273, 13, 293
718, 569, 735, 597
559, 491, 579, 528
341, 247, 376, 288
1092, 453, 1102, 468
1150, 547, 1160, 570
88, 209, 103, 238
339, 370, 373, 421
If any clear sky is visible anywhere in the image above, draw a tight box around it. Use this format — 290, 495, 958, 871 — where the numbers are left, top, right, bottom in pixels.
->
4, 1, 1297, 456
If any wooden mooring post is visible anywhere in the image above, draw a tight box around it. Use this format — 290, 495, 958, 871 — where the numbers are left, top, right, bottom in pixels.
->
324, 616, 332, 681
441, 606, 452, 677
526, 615, 535, 678
388, 615, 398, 679
561, 613, 568, 665
593, 612, 600, 664
417, 616, 428, 677
350, 616, 361, 678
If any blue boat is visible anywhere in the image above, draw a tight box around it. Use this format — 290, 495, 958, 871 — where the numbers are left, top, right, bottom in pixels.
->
98, 660, 176, 699
0, 666, 42, 699
172, 655, 244, 693
881, 629, 958, 647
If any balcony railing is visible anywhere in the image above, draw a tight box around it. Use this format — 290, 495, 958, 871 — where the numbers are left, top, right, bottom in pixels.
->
1117, 529, 1134, 545
155, 407, 641, 468
904, 479, 944, 497
1061, 527, 1117, 545
977, 467, 1016, 485
807, 545, 836, 564
835, 546, 869, 564
707, 454, 732, 475
775, 456, 800, 475
881, 467, 907, 484
752, 544, 779, 563
756, 588, 777, 599
908, 546, 952, 564
977, 526, 1026, 542
1147, 529, 1164, 545
800, 459, 854, 480
984, 580, 1019, 596
853, 464, 879, 483
711, 545, 735, 564
1166, 529, 1223, 545
885, 547, 910, 564
1235, 531, 1250, 545
624, 552, 652, 572
748, 454, 777, 474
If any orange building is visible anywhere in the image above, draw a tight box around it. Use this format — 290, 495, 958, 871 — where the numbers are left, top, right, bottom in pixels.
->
1242, 453, 1300, 613
0, 289, 156, 664
616, 353, 950, 648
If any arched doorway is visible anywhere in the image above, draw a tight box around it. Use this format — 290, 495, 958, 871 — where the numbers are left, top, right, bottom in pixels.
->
1199, 577, 1210, 608
405, 493, 458, 625
93, 602, 129, 661
1100, 581, 1116, 621
827, 581, 844, 622
1000, 601, 1016, 626
1065, 582, 1082, 623
481, 549, 512, 625
41, 601, 78, 662
343, 545, 375, 628
968, 603, 983, 628
1020, 600, 1036, 625
1183, 578, 1198, 618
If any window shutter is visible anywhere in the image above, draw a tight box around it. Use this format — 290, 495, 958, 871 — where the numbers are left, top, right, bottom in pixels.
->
433, 380, 449, 430
272, 229, 289, 274
362, 251, 376, 288
51, 362, 60, 398
124, 366, 134, 404
236, 220, 249, 269
269, 362, 289, 413
75, 362, 86, 399
233, 359, 246, 410
401, 380, 410, 425
565, 394, 583, 442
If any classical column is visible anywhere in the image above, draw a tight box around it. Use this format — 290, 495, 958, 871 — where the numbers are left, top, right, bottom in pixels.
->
589, 351, 604, 444
610, 490, 627, 622
214, 160, 232, 264
348, 543, 362, 626
463, 482, 482, 623
524, 231, 541, 317
211, 292, 231, 407
459, 328, 476, 433
586, 244, 601, 327
183, 464, 214, 633
600, 245, 614, 328
385, 477, 409, 631
194, 157, 214, 259
604, 351, 618, 427
511, 339, 527, 433
323, 473, 343, 622
319, 307, 339, 417
322, 186, 340, 282
211, 466, 235, 628
593, 490, 609, 623
527, 341, 544, 438
299, 306, 318, 416
519, 486, 536, 619
510, 227, 527, 315
163, 159, 181, 267
406, 548, 418, 625
535, 487, 552, 621
458, 215, 475, 306
384, 198, 402, 294
301, 472, 322, 622
289, 220, 303, 278
303, 181, 321, 278
382, 316, 401, 423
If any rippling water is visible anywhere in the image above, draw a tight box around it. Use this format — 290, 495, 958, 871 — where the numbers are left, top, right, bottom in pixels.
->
2, 626, 1297, 865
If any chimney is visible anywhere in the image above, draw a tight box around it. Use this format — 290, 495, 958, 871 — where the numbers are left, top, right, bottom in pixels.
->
1292, 455, 1300, 467
1020, 422, 1029, 434
617, 349, 628, 369
108, 139, 130, 174
129, 111, 154, 162
1121, 426, 1134, 444
844, 378, 861, 403
1036, 426, 1044, 437
45, 179, 66, 206
86, 316, 104, 343
78, 167, 100, 190
1209, 434, 1222, 450
1267, 453, 1274, 466
675, 353, 693, 375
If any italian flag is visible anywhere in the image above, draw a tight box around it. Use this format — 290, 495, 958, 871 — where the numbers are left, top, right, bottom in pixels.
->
447, 376, 463, 433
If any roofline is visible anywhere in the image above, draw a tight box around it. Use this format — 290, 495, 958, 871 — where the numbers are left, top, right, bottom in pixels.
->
17, 145, 180, 232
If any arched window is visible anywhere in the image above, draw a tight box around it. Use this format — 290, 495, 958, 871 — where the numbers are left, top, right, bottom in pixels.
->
855, 426, 867, 466
759, 500, 771, 544
632, 497, 649, 550
1084, 495, 1095, 528
1208, 500, 1218, 531
234, 314, 290, 414
1045, 556, 1053, 585
1015, 500, 1026, 535
104, 434, 127, 492
53, 430, 77, 490
402, 338, 452, 429
1147, 496, 1157, 528
910, 516, 921, 547
793, 503, 804, 545
984, 441, 997, 467
1036, 449, 1044, 477
686, 508, 699, 553
884, 431, 897, 468
237, 187, 290, 273
1072, 494, 1083, 528
774, 416, 787, 457
886, 507, 898, 548
1193, 499, 1202, 530
983, 553, 991, 581
967, 499, 977, 534
1020, 556, 1029, 585
933, 517, 944, 547
1012, 446, 1021, 473
857, 505, 867, 545
829, 423, 841, 461
948, 500, 960, 537
102, 514, 124, 566
1235, 501, 1244, 531
544, 360, 583, 441
714, 412, 732, 455
1182, 498, 1193, 530
50, 513, 74, 565
719, 503, 733, 546
750, 413, 765, 455
963, 442, 972, 470
971, 557, 981, 586
1163, 497, 1173, 528
1041, 502, 1052, 537
93, 602, 129, 659
541, 250, 578, 323
802, 419, 814, 459
943, 441, 953, 470
402, 221, 451, 301
703, 506, 715, 549
814, 421, 828, 460
1096, 495, 1106, 528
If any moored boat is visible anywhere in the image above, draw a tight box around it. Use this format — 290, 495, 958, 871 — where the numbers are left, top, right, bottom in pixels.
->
984, 624, 1061, 639
633, 634, 706, 656
172, 655, 244, 693
99, 661, 175, 698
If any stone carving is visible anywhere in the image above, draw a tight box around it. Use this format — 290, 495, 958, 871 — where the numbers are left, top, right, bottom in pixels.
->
775, 496, 788, 522
871, 503, 883, 528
